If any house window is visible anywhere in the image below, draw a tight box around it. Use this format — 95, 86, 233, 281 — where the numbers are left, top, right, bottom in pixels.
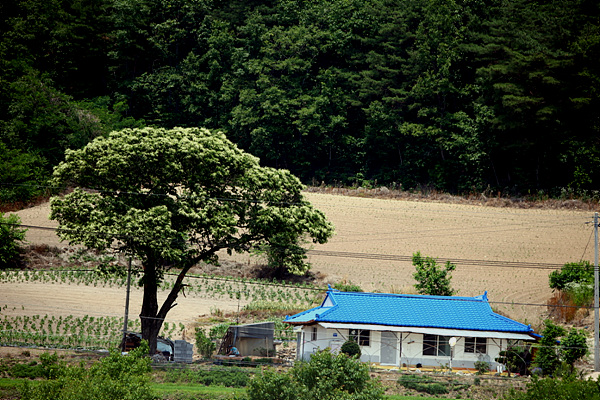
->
311, 327, 318, 342
349, 329, 370, 346
422, 334, 450, 356
465, 337, 487, 354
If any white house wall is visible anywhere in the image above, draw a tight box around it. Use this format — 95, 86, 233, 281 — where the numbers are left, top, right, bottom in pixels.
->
298, 326, 509, 370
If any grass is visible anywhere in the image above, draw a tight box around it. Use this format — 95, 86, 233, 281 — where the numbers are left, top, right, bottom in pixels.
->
150, 382, 471, 400
386, 396, 470, 400
3, 377, 472, 400
0, 377, 23, 398
151, 382, 245, 398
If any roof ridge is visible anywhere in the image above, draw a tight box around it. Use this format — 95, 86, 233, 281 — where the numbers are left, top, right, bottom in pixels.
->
330, 290, 487, 301
488, 310, 532, 331
284, 306, 321, 321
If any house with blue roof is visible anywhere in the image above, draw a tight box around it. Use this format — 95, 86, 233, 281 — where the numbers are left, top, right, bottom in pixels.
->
284, 288, 537, 371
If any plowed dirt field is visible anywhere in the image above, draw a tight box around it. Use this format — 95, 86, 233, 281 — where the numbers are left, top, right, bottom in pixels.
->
3, 191, 596, 331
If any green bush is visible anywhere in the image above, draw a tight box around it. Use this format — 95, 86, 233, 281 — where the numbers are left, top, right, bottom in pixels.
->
164, 367, 250, 388
505, 375, 600, 400
0, 213, 27, 268
474, 360, 490, 375
564, 282, 593, 307
195, 327, 216, 359
496, 346, 532, 376
534, 320, 565, 376
9, 353, 60, 379
549, 261, 593, 291
248, 350, 384, 400
19, 342, 153, 400
397, 374, 449, 395
340, 340, 361, 358
10, 362, 43, 379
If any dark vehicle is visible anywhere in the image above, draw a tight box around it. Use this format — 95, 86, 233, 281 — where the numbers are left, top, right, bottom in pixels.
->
121, 332, 175, 361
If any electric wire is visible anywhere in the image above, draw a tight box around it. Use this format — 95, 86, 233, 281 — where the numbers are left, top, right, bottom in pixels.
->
0, 221, 587, 270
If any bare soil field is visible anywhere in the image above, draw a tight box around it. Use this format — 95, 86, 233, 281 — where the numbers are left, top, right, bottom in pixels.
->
2, 191, 597, 333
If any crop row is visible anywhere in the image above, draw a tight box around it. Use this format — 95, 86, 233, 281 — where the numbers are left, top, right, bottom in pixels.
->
0, 270, 323, 307
0, 314, 184, 350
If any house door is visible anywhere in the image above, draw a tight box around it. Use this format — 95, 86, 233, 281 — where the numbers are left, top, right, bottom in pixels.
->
380, 332, 397, 365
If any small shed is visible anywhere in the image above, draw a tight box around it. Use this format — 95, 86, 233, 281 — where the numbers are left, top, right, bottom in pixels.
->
218, 322, 275, 357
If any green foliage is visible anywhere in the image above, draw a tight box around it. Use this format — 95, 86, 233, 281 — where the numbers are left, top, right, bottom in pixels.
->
49, 126, 333, 353
474, 361, 490, 375
194, 327, 216, 359
534, 320, 566, 376
247, 350, 384, 400
1, 0, 600, 196
8, 353, 62, 381
253, 234, 312, 276
164, 367, 250, 387
397, 374, 449, 395
549, 261, 593, 291
505, 375, 600, 400
19, 342, 153, 400
564, 282, 594, 308
412, 252, 456, 296
209, 323, 231, 342
0, 143, 47, 205
0, 213, 27, 268
340, 340, 361, 358
496, 345, 532, 376
561, 328, 588, 373
533, 321, 588, 376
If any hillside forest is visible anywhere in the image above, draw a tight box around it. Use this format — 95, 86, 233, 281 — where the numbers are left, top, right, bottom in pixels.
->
1, 0, 600, 204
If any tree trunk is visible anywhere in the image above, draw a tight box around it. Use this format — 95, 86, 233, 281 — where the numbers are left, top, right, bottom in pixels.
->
140, 261, 196, 355
140, 264, 161, 355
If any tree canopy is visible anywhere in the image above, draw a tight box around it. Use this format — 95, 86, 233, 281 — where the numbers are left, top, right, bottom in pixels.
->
247, 350, 383, 400
412, 251, 456, 296
533, 320, 588, 376
549, 261, 593, 291
49, 126, 334, 353
2, 0, 600, 206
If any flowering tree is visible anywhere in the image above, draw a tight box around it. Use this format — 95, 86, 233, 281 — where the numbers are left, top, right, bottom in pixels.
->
50, 127, 334, 353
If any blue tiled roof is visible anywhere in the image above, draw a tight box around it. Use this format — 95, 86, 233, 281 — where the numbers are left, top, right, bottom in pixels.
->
285, 289, 532, 333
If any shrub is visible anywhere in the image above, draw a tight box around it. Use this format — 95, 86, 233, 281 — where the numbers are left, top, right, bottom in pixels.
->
412, 251, 456, 296
549, 261, 593, 290
397, 374, 449, 395
561, 328, 588, 373
0, 213, 27, 268
340, 340, 361, 358
10, 362, 43, 379
9, 353, 60, 379
165, 367, 250, 387
496, 346, 533, 376
248, 350, 384, 400
195, 327, 216, 359
19, 341, 153, 400
534, 320, 565, 376
474, 360, 490, 375
564, 282, 593, 307
505, 375, 600, 400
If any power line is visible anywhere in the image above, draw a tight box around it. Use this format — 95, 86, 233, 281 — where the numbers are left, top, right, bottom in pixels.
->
307, 250, 565, 270
1, 221, 581, 270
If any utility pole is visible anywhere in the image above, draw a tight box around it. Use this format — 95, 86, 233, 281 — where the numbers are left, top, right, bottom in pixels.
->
121, 257, 132, 352
595, 213, 599, 372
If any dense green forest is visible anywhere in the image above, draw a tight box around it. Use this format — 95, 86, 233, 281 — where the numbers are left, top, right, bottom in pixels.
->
1, 0, 599, 204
